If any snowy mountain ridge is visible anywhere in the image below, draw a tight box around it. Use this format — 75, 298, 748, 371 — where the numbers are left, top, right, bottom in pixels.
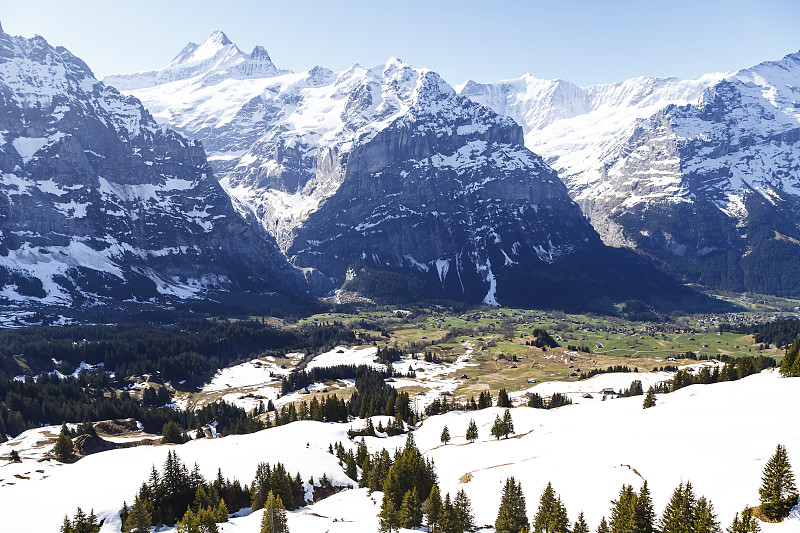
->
461, 50, 800, 295
105, 32, 702, 309
103, 30, 287, 91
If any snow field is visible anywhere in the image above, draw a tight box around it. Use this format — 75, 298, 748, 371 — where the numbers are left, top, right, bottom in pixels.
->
3, 369, 798, 532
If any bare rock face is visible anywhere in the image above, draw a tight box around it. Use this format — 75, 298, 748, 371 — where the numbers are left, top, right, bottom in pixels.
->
0, 26, 305, 315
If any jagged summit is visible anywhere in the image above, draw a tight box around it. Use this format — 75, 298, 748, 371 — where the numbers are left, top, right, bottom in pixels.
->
249, 45, 271, 60
103, 31, 287, 90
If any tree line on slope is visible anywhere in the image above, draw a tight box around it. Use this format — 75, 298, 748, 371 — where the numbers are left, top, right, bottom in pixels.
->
0, 320, 356, 383
0, 370, 263, 443
720, 317, 800, 349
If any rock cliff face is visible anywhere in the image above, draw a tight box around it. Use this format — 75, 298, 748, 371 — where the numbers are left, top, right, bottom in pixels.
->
0, 25, 303, 314
110, 36, 703, 309
461, 51, 800, 295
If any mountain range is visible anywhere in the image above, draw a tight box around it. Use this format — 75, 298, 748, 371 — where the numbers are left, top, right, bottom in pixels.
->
460, 52, 800, 295
5, 25, 795, 317
104, 30, 703, 311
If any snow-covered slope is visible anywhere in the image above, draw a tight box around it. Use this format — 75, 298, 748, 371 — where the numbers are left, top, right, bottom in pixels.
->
108, 33, 703, 310
2, 370, 798, 532
0, 25, 304, 315
460, 51, 800, 296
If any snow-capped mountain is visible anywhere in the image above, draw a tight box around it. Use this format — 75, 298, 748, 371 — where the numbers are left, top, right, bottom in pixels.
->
103, 30, 287, 91
0, 24, 304, 314
108, 32, 702, 309
460, 52, 800, 295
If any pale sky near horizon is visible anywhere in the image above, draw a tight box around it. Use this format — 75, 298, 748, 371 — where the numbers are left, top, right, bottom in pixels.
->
2, 0, 799, 87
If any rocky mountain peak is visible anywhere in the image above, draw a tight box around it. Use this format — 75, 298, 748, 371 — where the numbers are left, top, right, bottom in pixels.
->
249, 45, 271, 61
0, 26, 305, 315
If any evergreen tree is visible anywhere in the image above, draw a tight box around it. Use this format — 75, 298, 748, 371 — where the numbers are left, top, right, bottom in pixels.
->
439, 494, 458, 533
533, 482, 557, 533
502, 409, 515, 438
642, 387, 657, 409
597, 517, 610, 533
427, 484, 442, 531
123, 497, 153, 533
60, 507, 101, 533
466, 419, 479, 443
635, 481, 656, 533
780, 341, 799, 377
399, 488, 422, 529
491, 414, 505, 440
380, 490, 399, 532
573, 512, 590, 533
533, 482, 569, 533
660, 482, 692, 533
54, 422, 74, 461
727, 508, 761, 533
609, 484, 637, 533
454, 488, 476, 532
162, 421, 185, 444
259, 491, 289, 533
693, 496, 721, 533
495, 476, 529, 533
759, 444, 798, 520
441, 425, 451, 445
497, 388, 512, 408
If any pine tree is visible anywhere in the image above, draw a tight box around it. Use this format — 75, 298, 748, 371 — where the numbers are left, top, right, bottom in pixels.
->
496, 476, 529, 533
427, 484, 442, 531
162, 421, 185, 444
534, 482, 569, 533
533, 482, 557, 533
380, 493, 399, 532
260, 491, 289, 533
597, 517, 610, 533
399, 488, 422, 529
642, 387, 657, 409
466, 419, 479, 443
727, 507, 761, 533
497, 388, 512, 408
454, 488, 476, 532
123, 497, 153, 533
780, 341, 799, 377
573, 512, 590, 533
441, 425, 451, 445
54, 422, 74, 461
491, 414, 505, 440
439, 494, 458, 533
550, 497, 570, 533
502, 409, 515, 438
635, 481, 656, 533
609, 484, 637, 533
759, 444, 798, 520
693, 496, 721, 533
661, 481, 707, 533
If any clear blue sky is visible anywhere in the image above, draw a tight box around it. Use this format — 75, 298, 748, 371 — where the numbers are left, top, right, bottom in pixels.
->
3, 0, 799, 86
